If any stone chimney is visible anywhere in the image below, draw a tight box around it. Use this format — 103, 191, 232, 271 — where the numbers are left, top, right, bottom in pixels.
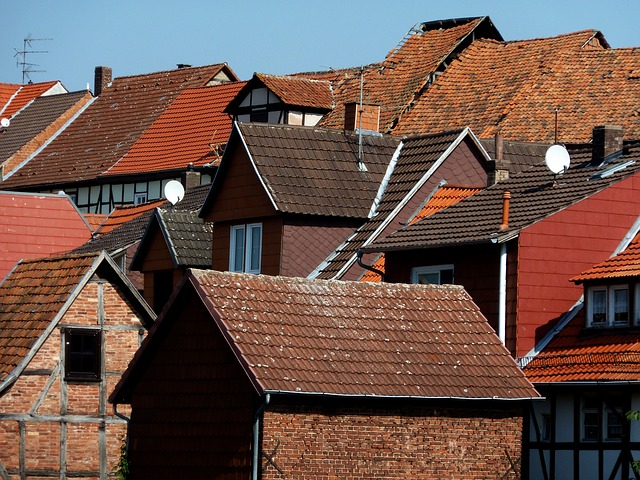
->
344, 103, 381, 132
181, 164, 201, 190
488, 132, 510, 185
94, 66, 112, 96
592, 125, 624, 165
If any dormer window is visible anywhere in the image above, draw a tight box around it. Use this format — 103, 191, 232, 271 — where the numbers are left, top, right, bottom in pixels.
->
586, 284, 632, 327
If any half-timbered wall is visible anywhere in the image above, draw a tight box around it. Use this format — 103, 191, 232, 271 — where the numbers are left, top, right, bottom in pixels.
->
0, 277, 147, 479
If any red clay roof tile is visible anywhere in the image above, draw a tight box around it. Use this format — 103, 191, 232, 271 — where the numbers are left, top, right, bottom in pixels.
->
0, 81, 62, 119
572, 235, 640, 283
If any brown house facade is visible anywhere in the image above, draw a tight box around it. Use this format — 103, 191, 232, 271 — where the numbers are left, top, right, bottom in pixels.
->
111, 269, 539, 479
0, 252, 155, 478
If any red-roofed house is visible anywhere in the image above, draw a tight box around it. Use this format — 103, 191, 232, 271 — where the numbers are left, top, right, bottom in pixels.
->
110, 269, 538, 479
0, 251, 155, 479
1, 65, 239, 214
0, 81, 68, 120
0, 190, 93, 281
520, 234, 640, 479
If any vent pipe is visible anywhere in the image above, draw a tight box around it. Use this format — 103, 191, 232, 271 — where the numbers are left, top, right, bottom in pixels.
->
500, 190, 511, 231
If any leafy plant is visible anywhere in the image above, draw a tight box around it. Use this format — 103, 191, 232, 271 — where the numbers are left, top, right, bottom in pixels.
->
114, 435, 130, 480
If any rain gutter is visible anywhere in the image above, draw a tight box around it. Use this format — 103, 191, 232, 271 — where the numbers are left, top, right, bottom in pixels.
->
252, 393, 271, 480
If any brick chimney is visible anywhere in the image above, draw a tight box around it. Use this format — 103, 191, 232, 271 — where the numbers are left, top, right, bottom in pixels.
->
181, 164, 201, 190
94, 66, 112, 96
488, 132, 510, 185
344, 103, 381, 132
592, 125, 624, 165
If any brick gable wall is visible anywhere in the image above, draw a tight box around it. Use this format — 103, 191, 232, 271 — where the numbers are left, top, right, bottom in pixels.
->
262, 403, 523, 479
0, 278, 146, 478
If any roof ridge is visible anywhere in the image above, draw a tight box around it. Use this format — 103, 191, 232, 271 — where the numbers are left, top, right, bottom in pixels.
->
111, 63, 228, 82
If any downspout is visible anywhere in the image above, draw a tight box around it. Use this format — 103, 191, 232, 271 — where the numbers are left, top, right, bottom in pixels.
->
357, 249, 385, 282
252, 393, 271, 480
498, 242, 507, 345
113, 404, 131, 454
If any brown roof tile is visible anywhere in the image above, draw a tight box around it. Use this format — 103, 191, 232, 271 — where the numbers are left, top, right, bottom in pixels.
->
0, 81, 63, 119
365, 141, 640, 252
116, 269, 538, 401
1, 65, 234, 190
235, 123, 401, 218
392, 32, 640, 143
256, 74, 333, 110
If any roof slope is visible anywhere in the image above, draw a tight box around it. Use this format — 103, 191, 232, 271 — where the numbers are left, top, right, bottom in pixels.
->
0, 90, 92, 167
0, 191, 93, 281
572, 235, 640, 283
523, 309, 640, 383
315, 129, 486, 279
1, 65, 233, 189
0, 251, 154, 389
307, 17, 502, 133
73, 184, 211, 255
226, 122, 401, 218
94, 199, 166, 235
103, 82, 246, 176
391, 31, 640, 142
115, 269, 538, 401
365, 141, 640, 252
0, 81, 64, 119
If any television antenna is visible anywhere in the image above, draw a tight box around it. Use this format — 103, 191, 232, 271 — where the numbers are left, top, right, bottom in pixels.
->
14, 35, 52, 84
545, 144, 571, 186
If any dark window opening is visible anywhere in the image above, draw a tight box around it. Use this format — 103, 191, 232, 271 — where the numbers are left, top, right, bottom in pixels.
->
65, 329, 101, 382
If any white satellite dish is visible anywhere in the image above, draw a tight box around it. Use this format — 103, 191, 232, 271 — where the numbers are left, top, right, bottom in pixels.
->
164, 180, 185, 205
545, 144, 571, 175
0, 118, 9, 128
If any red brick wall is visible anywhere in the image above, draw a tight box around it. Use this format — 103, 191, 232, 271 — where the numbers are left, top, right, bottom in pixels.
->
0, 277, 147, 478
261, 403, 523, 479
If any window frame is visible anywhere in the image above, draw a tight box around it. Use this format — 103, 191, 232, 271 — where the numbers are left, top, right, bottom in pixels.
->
63, 328, 101, 382
229, 223, 262, 274
411, 264, 454, 285
586, 284, 633, 328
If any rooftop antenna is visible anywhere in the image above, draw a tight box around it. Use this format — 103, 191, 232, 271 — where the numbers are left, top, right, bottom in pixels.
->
554, 107, 559, 144
14, 35, 52, 84
358, 66, 364, 170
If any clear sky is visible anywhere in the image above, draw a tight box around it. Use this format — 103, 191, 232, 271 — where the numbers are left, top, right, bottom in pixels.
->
2, 0, 638, 92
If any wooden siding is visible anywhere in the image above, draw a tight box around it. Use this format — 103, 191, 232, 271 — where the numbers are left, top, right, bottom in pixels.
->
137, 226, 174, 273
212, 216, 283, 276
126, 285, 258, 480
516, 174, 640, 357
204, 146, 277, 223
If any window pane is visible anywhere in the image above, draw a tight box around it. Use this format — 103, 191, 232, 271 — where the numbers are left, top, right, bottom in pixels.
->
592, 289, 607, 324
440, 268, 454, 284
606, 411, 622, 440
232, 227, 245, 272
583, 412, 599, 441
417, 272, 439, 284
66, 330, 100, 381
613, 288, 629, 324
249, 225, 262, 273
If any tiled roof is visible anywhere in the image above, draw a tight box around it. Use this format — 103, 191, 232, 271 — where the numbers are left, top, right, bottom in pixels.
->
0, 81, 63, 119
0, 91, 92, 170
226, 122, 401, 218
305, 17, 501, 133
73, 184, 211, 255
479, 138, 551, 175
391, 32, 640, 143
132, 208, 213, 269
94, 199, 166, 235
83, 213, 108, 232
571, 236, 640, 283
364, 141, 640, 252
114, 269, 538, 401
103, 82, 246, 176
0, 253, 98, 384
0, 191, 93, 281
315, 129, 486, 279
410, 185, 482, 223
0, 251, 154, 389
1, 65, 233, 190
522, 309, 640, 382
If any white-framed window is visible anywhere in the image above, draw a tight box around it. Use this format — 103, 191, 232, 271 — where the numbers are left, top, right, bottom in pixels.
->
586, 284, 631, 327
133, 192, 148, 205
229, 223, 262, 274
411, 264, 454, 285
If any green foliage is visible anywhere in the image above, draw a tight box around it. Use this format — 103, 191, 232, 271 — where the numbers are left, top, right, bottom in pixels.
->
114, 435, 130, 480
626, 411, 640, 473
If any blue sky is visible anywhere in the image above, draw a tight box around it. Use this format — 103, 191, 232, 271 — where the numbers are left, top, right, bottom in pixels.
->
2, 0, 638, 92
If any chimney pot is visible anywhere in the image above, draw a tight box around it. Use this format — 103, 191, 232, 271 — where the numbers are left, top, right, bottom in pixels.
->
500, 190, 511, 231
592, 125, 624, 165
94, 66, 112, 96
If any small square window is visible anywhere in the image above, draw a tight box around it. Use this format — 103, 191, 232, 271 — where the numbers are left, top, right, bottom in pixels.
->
133, 192, 148, 205
64, 329, 101, 382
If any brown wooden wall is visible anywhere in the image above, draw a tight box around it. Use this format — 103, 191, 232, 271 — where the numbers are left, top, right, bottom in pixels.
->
203, 145, 277, 224
127, 285, 258, 480
212, 216, 283, 276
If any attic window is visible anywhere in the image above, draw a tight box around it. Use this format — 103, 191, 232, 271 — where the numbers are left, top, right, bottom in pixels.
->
586, 285, 633, 328
64, 328, 101, 382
